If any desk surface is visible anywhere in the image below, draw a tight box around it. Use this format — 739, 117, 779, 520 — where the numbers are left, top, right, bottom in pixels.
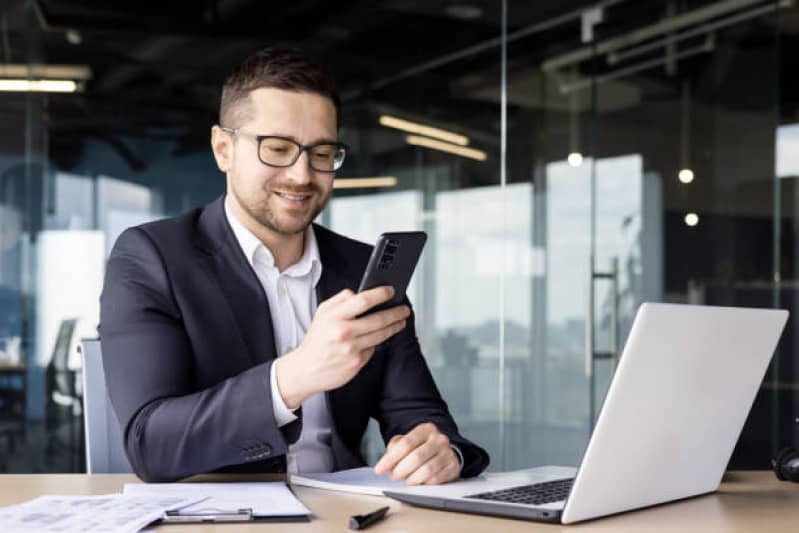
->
1, 471, 798, 531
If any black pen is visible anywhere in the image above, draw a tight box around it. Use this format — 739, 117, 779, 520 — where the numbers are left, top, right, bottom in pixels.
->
349, 505, 389, 530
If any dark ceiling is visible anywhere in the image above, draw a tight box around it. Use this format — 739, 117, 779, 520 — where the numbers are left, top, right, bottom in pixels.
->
0, 1, 598, 134
0, 0, 796, 166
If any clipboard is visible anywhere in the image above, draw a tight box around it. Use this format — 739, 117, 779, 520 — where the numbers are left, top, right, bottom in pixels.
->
162, 507, 310, 523
124, 481, 312, 524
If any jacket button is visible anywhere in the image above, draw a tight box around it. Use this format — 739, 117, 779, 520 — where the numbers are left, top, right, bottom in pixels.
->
263, 445, 272, 456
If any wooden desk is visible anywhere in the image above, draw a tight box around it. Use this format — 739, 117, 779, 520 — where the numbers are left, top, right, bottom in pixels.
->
1, 471, 798, 531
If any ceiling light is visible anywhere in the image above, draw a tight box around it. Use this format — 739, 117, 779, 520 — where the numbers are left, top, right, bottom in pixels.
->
379, 115, 469, 146
684, 213, 699, 227
568, 152, 584, 167
445, 5, 483, 20
65, 29, 83, 45
334, 177, 398, 189
678, 168, 695, 183
0, 64, 91, 80
0, 79, 78, 93
0, 63, 90, 93
406, 135, 487, 161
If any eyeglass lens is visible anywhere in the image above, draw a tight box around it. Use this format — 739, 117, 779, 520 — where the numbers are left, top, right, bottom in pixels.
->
259, 137, 345, 171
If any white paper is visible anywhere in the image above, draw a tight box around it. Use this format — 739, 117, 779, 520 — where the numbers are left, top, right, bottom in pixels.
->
123, 482, 310, 517
290, 466, 408, 496
0, 493, 202, 533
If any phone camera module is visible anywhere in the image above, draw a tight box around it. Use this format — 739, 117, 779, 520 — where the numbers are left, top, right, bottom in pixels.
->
378, 239, 400, 269
379, 253, 394, 269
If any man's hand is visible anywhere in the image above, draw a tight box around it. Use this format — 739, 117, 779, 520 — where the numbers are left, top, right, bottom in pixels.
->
374, 422, 460, 485
274, 286, 410, 409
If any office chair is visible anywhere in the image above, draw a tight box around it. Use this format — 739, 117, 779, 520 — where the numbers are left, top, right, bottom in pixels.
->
0, 286, 25, 470
0, 385, 25, 471
79, 339, 132, 473
44, 318, 83, 471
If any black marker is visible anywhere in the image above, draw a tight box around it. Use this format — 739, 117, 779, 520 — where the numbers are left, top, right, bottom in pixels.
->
348, 505, 389, 530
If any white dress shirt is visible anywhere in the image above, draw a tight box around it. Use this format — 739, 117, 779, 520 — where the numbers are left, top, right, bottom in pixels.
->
225, 201, 335, 474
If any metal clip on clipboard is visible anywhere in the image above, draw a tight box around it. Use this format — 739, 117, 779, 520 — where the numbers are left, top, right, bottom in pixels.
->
163, 508, 254, 523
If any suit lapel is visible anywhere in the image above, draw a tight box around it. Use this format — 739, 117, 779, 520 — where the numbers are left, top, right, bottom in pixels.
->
198, 206, 363, 467
314, 223, 358, 312
315, 256, 350, 305
197, 196, 278, 366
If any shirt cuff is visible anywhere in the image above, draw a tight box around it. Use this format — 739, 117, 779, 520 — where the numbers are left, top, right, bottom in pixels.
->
270, 361, 299, 427
450, 444, 464, 473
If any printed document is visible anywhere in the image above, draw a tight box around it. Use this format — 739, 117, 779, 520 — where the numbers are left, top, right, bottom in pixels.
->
0, 493, 202, 533
290, 466, 408, 495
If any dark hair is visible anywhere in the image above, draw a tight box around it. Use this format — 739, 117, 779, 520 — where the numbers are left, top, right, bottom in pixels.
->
219, 47, 340, 128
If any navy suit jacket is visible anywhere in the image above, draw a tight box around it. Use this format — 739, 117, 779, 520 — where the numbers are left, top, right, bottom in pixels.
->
99, 195, 489, 482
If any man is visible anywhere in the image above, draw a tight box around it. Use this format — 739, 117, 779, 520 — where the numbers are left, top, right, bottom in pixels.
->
99, 47, 489, 483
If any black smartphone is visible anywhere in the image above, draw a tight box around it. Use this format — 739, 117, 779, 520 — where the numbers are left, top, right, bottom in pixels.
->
357, 231, 427, 314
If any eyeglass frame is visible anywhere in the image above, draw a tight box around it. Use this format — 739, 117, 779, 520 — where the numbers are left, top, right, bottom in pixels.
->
219, 127, 349, 173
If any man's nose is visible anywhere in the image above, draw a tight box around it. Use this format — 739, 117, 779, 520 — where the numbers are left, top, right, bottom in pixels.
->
285, 149, 314, 183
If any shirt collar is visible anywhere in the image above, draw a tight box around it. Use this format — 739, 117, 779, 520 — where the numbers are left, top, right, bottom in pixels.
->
224, 197, 322, 285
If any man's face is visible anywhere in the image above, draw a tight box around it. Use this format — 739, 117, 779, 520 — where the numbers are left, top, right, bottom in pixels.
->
215, 87, 338, 237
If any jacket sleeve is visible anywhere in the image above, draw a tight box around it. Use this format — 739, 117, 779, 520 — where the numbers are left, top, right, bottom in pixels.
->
373, 300, 490, 478
99, 227, 301, 482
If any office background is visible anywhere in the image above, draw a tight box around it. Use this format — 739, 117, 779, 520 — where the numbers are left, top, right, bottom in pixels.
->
0, 0, 797, 474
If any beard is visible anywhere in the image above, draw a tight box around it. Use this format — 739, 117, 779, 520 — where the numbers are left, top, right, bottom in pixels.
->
235, 182, 331, 237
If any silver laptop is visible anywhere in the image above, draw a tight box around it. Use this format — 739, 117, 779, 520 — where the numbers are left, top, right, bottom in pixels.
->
384, 303, 788, 524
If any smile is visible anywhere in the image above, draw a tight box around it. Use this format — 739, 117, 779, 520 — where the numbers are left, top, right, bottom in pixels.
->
274, 191, 312, 202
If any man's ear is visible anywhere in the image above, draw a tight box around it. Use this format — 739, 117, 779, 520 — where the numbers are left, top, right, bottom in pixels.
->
210, 125, 233, 173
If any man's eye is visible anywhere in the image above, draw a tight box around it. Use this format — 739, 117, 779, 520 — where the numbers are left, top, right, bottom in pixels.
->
267, 146, 289, 153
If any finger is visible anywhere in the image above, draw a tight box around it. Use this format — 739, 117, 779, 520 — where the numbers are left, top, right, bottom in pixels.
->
333, 286, 395, 319
422, 457, 461, 485
390, 438, 440, 481
348, 305, 410, 337
317, 288, 355, 311
374, 429, 429, 475
405, 448, 455, 486
374, 435, 404, 475
394, 429, 450, 481
375, 433, 424, 474
353, 319, 406, 351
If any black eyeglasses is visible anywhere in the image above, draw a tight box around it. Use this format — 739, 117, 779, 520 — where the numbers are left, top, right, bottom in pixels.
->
221, 127, 348, 172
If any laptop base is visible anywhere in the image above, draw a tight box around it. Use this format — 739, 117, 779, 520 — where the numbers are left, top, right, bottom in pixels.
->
383, 490, 563, 523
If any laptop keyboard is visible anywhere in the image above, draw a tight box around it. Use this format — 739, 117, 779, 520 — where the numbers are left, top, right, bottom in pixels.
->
465, 478, 574, 506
